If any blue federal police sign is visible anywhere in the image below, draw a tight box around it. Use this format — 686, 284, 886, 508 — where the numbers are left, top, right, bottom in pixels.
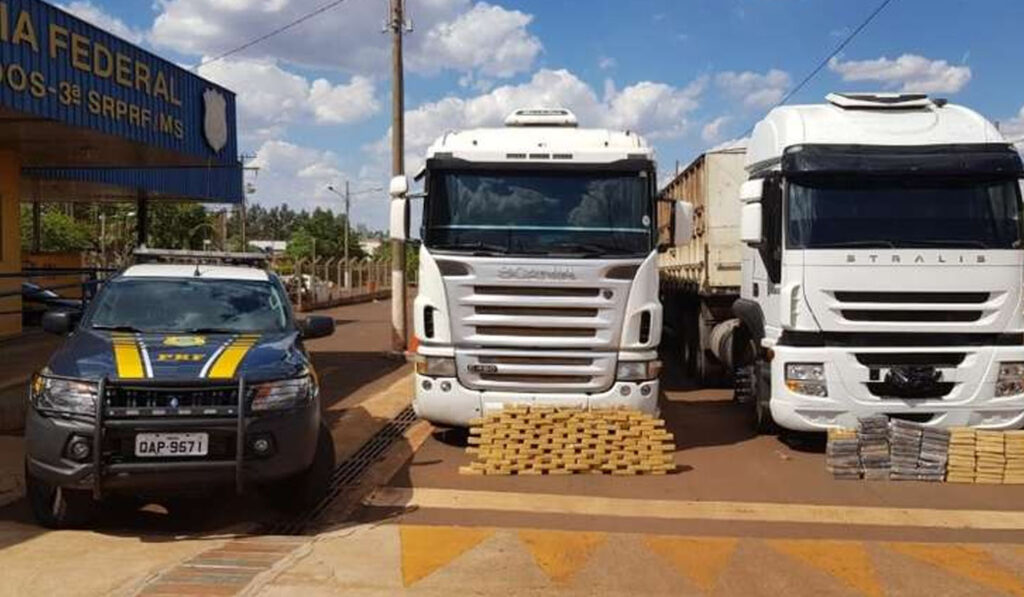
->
0, 0, 237, 165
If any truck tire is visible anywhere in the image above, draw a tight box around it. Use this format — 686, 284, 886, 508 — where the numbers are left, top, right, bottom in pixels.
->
695, 309, 716, 386
261, 421, 335, 513
25, 463, 97, 529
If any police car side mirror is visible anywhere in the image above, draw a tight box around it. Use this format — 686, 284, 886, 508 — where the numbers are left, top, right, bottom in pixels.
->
300, 315, 335, 339
42, 310, 76, 335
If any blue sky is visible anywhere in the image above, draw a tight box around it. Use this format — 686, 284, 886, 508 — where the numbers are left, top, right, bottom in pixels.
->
60, 0, 1024, 230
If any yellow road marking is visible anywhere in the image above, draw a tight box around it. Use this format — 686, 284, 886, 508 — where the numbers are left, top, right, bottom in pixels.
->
518, 529, 604, 584
206, 337, 259, 379
365, 487, 1024, 530
766, 539, 883, 597
111, 334, 145, 379
645, 536, 737, 594
399, 525, 494, 587
887, 543, 1024, 596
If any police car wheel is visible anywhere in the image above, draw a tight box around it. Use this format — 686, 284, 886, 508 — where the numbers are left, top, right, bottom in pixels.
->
262, 422, 335, 513
25, 464, 96, 529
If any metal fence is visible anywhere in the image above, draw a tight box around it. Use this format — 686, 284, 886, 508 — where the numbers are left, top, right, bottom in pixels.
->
271, 257, 395, 312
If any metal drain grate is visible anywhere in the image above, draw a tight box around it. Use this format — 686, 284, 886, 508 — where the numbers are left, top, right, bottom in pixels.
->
262, 405, 419, 535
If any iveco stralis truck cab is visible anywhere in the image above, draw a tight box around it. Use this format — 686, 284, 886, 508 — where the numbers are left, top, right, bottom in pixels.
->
389, 108, 691, 426
732, 93, 1024, 433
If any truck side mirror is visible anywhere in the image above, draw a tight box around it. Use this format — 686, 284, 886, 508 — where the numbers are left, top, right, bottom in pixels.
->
739, 179, 765, 245
740, 202, 763, 245
389, 198, 408, 241
389, 175, 409, 198
673, 201, 694, 247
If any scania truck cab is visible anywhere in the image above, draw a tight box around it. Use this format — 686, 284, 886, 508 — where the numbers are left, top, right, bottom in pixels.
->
731, 93, 1024, 433
390, 108, 691, 426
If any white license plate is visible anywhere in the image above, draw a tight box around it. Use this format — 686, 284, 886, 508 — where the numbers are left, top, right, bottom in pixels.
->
135, 433, 209, 458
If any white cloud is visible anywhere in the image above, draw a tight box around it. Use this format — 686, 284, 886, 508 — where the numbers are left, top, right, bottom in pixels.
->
828, 54, 972, 94
410, 2, 541, 78
1001, 105, 1024, 152
198, 58, 379, 142
598, 56, 617, 70
57, 1, 145, 44
369, 68, 706, 174
715, 69, 791, 109
701, 116, 731, 143
249, 140, 387, 224
151, 0, 539, 80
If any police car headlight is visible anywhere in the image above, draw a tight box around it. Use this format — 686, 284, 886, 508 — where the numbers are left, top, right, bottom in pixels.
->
30, 375, 98, 415
250, 376, 314, 412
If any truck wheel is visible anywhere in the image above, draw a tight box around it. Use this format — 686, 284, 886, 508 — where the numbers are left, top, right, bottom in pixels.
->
262, 421, 336, 513
25, 463, 97, 529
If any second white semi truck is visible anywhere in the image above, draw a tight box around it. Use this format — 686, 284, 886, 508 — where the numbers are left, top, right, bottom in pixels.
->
390, 108, 691, 426
701, 92, 1024, 433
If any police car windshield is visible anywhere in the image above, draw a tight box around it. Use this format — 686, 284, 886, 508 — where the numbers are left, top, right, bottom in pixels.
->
89, 278, 288, 333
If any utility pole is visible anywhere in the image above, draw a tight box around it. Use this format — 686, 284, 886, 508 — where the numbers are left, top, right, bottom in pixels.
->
389, 0, 408, 353
344, 180, 351, 288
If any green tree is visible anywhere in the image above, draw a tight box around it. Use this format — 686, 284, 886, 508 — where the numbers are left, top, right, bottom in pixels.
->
148, 203, 215, 250
20, 205, 94, 252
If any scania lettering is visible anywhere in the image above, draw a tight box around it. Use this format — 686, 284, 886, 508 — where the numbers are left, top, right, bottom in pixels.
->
390, 108, 692, 426
721, 93, 1024, 432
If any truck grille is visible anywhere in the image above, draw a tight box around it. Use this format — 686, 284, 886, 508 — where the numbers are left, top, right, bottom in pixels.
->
457, 350, 615, 392
830, 291, 996, 325
104, 384, 240, 417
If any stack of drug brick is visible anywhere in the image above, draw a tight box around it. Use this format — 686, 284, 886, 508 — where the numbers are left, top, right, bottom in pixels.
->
1005, 431, 1024, 484
825, 428, 860, 479
889, 419, 922, 481
857, 415, 891, 480
946, 428, 977, 483
975, 430, 1006, 485
459, 406, 676, 476
918, 426, 950, 482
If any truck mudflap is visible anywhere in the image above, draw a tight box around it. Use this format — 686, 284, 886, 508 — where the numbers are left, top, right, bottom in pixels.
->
91, 376, 249, 500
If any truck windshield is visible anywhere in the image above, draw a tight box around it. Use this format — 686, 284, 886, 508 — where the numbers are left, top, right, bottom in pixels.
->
424, 169, 654, 257
89, 278, 289, 333
788, 178, 1024, 249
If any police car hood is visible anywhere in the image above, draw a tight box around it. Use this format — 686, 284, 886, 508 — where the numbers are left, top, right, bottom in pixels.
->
46, 330, 307, 382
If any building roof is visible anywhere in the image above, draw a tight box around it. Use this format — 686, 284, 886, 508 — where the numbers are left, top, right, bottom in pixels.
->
121, 264, 270, 281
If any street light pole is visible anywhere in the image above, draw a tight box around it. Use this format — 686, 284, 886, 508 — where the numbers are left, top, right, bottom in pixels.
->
328, 183, 382, 290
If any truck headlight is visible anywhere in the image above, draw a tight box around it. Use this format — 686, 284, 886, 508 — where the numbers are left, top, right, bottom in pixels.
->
996, 362, 1024, 397
415, 355, 456, 377
616, 360, 662, 381
250, 376, 314, 412
30, 375, 98, 415
785, 362, 827, 397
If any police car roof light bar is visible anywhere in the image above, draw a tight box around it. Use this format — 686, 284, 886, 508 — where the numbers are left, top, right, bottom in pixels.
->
133, 247, 270, 267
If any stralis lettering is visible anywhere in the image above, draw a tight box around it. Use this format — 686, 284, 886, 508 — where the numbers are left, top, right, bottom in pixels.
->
497, 266, 576, 281
845, 253, 987, 264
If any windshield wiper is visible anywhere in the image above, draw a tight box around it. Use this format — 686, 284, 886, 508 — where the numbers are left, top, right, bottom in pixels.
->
92, 324, 146, 333
430, 242, 508, 255
898, 239, 990, 249
547, 242, 637, 257
811, 240, 896, 249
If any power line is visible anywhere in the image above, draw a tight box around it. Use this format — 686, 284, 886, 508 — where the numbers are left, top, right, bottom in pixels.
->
740, 0, 896, 137
194, 0, 349, 70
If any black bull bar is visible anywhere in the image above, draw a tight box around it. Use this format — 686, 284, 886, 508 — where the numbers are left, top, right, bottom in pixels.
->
92, 376, 248, 500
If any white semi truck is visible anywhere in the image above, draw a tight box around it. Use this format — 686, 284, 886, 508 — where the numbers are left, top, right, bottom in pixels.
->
389, 108, 691, 426
722, 92, 1024, 433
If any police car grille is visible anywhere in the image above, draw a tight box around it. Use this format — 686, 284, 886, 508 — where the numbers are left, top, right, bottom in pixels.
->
104, 385, 240, 417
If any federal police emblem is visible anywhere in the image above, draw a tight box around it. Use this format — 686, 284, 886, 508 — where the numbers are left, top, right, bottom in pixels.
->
203, 88, 228, 153
163, 336, 206, 348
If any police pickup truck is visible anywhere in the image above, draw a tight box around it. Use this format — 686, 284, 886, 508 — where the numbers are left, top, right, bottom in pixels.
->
24, 250, 336, 528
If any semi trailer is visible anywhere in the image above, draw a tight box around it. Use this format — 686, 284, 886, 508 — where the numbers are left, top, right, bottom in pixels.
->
388, 108, 692, 426
718, 92, 1024, 433
658, 144, 747, 385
